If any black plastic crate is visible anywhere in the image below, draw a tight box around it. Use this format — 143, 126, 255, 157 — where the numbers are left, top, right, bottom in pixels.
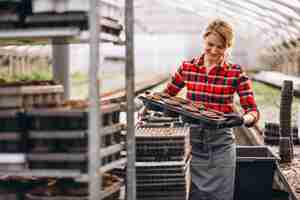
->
28, 151, 121, 172
0, 111, 24, 132
26, 106, 120, 130
28, 137, 87, 153
0, 134, 22, 152
26, 111, 87, 130
28, 128, 121, 153
234, 146, 277, 200
0, 179, 38, 200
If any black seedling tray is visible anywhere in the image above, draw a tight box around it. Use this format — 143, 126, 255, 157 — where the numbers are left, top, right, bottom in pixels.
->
139, 95, 242, 129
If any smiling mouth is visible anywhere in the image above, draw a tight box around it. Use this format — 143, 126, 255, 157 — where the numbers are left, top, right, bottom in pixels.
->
208, 53, 220, 57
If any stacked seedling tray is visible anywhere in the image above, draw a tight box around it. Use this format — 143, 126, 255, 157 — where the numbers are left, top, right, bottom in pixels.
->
0, 111, 25, 153
135, 123, 190, 200
136, 127, 189, 162
24, 173, 122, 200
0, 178, 28, 200
0, 80, 63, 111
0, 0, 123, 34
264, 122, 299, 145
0, 0, 21, 29
26, 102, 124, 174
0, 100, 124, 199
279, 80, 294, 162
31, 0, 121, 19
25, 14, 122, 35
0, 110, 27, 179
27, 0, 123, 38
136, 161, 190, 200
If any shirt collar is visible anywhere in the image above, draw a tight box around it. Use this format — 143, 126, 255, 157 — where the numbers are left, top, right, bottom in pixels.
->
193, 53, 230, 70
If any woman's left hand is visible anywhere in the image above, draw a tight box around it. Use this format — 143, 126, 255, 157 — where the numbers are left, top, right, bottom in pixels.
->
243, 113, 256, 127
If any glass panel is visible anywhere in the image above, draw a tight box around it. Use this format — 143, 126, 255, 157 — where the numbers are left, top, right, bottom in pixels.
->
276, 29, 289, 40
218, 1, 263, 21
266, 0, 300, 19
274, 0, 300, 9
228, 0, 266, 14
248, 0, 300, 20
289, 33, 298, 39
286, 26, 300, 34
264, 11, 288, 24
262, 17, 278, 27
220, 0, 287, 29
249, 0, 277, 7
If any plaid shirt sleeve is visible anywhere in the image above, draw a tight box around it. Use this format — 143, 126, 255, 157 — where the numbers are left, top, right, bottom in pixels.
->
236, 66, 260, 122
164, 62, 186, 96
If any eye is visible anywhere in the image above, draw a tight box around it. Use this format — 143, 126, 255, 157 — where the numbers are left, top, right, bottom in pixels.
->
207, 42, 214, 47
217, 45, 225, 49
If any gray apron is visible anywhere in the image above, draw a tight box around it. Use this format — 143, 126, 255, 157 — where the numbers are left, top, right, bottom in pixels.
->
189, 126, 236, 200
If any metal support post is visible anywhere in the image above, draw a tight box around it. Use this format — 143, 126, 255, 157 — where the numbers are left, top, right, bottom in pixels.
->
52, 37, 70, 100
125, 0, 136, 200
89, 0, 101, 200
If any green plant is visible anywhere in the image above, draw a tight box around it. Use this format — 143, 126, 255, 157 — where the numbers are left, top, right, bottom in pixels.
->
71, 71, 88, 82
0, 69, 52, 82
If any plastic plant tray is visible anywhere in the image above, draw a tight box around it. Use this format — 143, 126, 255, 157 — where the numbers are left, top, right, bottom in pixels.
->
139, 95, 230, 128
135, 127, 190, 162
25, 174, 122, 200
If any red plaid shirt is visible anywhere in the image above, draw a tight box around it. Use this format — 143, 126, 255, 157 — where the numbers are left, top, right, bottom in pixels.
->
164, 55, 259, 120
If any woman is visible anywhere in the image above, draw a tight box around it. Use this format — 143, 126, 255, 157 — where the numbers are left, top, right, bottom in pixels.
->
163, 19, 259, 200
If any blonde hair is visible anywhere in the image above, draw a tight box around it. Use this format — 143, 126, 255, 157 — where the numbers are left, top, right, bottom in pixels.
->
203, 19, 234, 48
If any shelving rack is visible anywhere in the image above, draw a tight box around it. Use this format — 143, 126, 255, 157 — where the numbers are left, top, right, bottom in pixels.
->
0, 0, 136, 200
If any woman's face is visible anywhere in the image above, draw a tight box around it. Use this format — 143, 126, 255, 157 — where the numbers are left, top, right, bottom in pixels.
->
203, 33, 227, 63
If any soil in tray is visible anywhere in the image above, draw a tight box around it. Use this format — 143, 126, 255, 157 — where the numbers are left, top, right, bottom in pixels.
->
152, 92, 171, 99
140, 93, 237, 128
26, 173, 121, 197
141, 92, 224, 118
169, 96, 190, 105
